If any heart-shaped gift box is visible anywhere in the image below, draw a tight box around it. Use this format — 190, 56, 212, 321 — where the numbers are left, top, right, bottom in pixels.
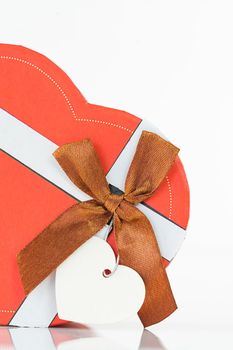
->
0, 44, 189, 327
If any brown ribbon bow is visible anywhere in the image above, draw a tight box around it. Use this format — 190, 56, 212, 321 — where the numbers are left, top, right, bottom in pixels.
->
17, 131, 179, 327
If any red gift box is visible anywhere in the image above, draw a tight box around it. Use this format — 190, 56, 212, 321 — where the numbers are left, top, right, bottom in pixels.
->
0, 44, 189, 327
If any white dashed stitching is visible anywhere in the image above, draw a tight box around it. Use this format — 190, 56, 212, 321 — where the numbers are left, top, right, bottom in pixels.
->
0, 310, 15, 313
0, 56, 133, 134
165, 176, 173, 219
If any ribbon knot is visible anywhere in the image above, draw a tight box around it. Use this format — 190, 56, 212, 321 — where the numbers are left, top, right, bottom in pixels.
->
103, 193, 124, 213
17, 131, 179, 327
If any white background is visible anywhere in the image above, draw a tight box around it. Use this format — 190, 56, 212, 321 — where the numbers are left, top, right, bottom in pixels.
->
0, 1, 232, 349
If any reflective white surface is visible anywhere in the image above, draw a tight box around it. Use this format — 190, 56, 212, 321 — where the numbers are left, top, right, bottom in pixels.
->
0, 324, 232, 350
0, 325, 162, 350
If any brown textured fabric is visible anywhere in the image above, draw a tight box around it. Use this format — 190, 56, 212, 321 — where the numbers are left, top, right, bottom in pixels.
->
17, 131, 179, 327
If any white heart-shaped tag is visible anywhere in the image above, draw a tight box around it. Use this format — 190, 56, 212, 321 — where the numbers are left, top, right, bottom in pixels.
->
55, 237, 145, 324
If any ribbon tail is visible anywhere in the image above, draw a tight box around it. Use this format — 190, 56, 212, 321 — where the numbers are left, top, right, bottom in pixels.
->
115, 201, 177, 327
17, 200, 111, 295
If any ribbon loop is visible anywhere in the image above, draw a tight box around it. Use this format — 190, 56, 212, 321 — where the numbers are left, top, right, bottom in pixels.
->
124, 131, 179, 204
53, 139, 110, 202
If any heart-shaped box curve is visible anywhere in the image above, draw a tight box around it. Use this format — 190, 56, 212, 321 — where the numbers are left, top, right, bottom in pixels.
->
0, 44, 189, 327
